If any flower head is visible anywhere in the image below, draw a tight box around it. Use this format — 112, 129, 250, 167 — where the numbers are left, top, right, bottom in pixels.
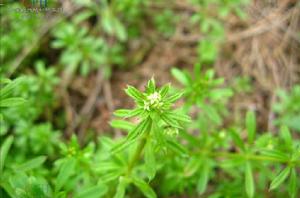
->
144, 91, 163, 111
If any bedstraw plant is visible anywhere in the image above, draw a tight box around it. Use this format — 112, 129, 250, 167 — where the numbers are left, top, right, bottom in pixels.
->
1, 77, 299, 198
105, 78, 191, 198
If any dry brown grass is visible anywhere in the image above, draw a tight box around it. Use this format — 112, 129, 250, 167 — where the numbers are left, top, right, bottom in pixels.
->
217, 0, 300, 130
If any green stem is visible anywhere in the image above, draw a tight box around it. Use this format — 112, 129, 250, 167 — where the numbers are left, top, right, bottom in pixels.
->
211, 152, 287, 163
197, 150, 298, 163
127, 124, 151, 176
127, 136, 147, 175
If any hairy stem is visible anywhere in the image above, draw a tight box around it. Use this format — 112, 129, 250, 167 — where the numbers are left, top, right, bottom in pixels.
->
127, 136, 148, 175
127, 123, 152, 175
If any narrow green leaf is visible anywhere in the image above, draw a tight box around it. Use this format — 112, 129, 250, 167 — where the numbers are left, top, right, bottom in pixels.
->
96, 162, 122, 173
184, 157, 201, 177
165, 139, 188, 156
8, 173, 27, 193
0, 136, 13, 172
146, 78, 156, 93
165, 112, 191, 123
111, 117, 152, 154
160, 113, 182, 129
113, 177, 128, 198
245, 162, 255, 198
270, 167, 291, 191
280, 125, 292, 146
152, 121, 166, 146
101, 170, 123, 183
197, 160, 211, 194
114, 17, 127, 41
246, 111, 256, 144
111, 118, 151, 154
132, 178, 157, 198
0, 78, 23, 99
114, 109, 132, 117
201, 104, 221, 125
260, 149, 289, 161
126, 117, 151, 142
220, 158, 245, 168
55, 191, 67, 198
110, 139, 135, 154
165, 92, 183, 103
110, 120, 135, 132
194, 63, 202, 79
159, 84, 170, 98
144, 141, 156, 181
180, 130, 199, 146
102, 10, 113, 34
56, 158, 76, 191
14, 156, 46, 172
74, 185, 107, 198
171, 68, 189, 86
73, 10, 94, 24
0, 98, 26, 107
0, 78, 11, 84
29, 180, 50, 197
229, 129, 245, 151
114, 108, 142, 118
288, 168, 297, 198
125, 86, 144, 102
0, 180, 15, 198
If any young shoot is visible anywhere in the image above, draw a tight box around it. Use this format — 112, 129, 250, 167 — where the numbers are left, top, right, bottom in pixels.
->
110, 78, 191, 198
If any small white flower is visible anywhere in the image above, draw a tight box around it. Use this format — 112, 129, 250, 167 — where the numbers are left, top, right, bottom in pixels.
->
147, 92, 161, 105
144, 92, 162, 111
144, 101, 150, 111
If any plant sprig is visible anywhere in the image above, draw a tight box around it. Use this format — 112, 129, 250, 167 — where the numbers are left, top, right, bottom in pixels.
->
108, 78, 191, 198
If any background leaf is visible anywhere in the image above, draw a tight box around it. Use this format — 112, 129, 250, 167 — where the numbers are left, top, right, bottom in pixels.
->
56, 158, 76, 191
0, 136, 14, 172
171, 68, 189, 86
74, 185, 107, 198
197, 160, 211, 194
288, 168, 297, 198
14, 156, 47, 172
0, 97, 26, 107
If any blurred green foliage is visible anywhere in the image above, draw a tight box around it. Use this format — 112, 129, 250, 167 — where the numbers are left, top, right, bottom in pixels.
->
273, 86, 300, 132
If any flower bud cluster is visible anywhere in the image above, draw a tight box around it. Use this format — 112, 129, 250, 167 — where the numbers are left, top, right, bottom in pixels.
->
144, 92, 163, 111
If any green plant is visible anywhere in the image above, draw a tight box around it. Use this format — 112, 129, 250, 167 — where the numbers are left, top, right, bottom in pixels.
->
1, 1, 300, 197
1, 63, 60, 159
159, 112, 299, 197
273, 85, 300, 132
0, 78, 26, 120
1, 77, 299, 198
171, 64, 233, 131
0, 3, 41, 75
100, 78, 191, 197
154, 9, 178, 37
2, 61, 59, 125
52, 23, 106, 76
190, 0, 248, 63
